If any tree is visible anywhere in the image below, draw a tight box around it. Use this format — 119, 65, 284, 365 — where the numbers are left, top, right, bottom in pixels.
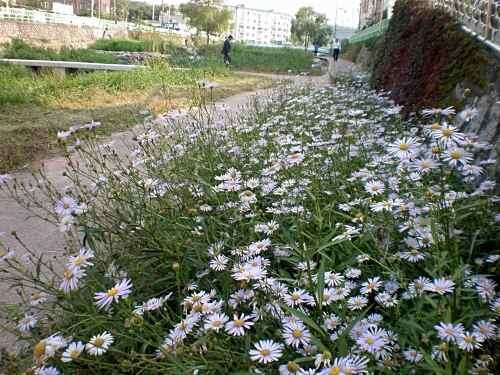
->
179, 0, 232, 45
292, 7, 331, 50
312, 24, 334, 47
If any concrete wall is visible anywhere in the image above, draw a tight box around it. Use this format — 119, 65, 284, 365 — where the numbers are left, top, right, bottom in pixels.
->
455, 66, 500, 179
0, 20, 128, 49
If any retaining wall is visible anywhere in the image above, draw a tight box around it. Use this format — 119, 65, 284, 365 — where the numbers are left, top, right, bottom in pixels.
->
0, 20, 128, 49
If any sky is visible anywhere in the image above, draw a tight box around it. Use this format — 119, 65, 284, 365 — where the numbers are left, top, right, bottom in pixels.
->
150, 0, 361, 28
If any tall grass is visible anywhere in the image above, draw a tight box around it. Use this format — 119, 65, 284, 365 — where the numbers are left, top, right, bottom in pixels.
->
0, 61, 226, 107
1, 39, 120, 64
198, 44, 314, 73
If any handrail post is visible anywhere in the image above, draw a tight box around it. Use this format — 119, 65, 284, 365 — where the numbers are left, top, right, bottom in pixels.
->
485, 0, 493, 40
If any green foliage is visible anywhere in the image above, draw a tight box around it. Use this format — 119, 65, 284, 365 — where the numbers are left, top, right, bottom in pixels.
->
91, 38, 147, 52
370, 0, 494, 113
291, 7, 330, 50
1, 78, 498, 374
180, 0, 233, 45
342, 36, 382, 65
1, 39, 120, 64
196, 44, 314, 73
91, 34, 185, 54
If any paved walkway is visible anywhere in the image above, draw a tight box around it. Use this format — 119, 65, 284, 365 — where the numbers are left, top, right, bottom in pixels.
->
0, 68, 341, 350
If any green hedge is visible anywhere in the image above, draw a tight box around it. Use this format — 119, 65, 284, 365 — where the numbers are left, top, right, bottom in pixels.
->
1, 39, 120, 64
371, 0, 494, 113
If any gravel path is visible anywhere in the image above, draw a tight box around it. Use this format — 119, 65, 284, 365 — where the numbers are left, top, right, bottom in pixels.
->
0, 66, 340, 351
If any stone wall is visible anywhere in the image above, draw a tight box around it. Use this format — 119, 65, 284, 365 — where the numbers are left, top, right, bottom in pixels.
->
455, 66, 500, 179
0, 20, 128, 50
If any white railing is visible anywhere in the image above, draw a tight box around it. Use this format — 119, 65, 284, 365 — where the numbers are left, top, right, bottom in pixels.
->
0, 7, 194, 36
432, 0, 500, 47
0, 7, 162, 32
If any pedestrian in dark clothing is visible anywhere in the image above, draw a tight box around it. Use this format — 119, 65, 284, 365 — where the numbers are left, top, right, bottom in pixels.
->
332, 38, 341, 62
314, 43, 319, 56
222, 35, 233, 66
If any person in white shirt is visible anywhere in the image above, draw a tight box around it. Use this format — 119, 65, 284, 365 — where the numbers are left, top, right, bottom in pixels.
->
332, 38, 341, 62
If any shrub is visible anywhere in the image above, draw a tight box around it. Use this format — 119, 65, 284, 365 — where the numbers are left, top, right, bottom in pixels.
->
1, 78, 498, 374
371, 0, 494, 114
1, 39, 120, 64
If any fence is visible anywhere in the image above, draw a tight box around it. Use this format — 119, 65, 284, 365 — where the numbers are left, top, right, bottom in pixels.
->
432, 0, 500, 46
0, 6, 187, 34
349, 18, 389, 44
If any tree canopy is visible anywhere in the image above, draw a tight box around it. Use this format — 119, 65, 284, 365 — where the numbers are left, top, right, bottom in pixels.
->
179, 0, 233, 45
291, 7, 332, 50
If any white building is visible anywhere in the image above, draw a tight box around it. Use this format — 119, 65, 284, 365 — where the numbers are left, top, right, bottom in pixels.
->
227, 4, 292, 46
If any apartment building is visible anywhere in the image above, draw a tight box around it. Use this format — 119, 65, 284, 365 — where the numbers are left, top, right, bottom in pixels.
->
359, 0, 395, 29
227, 4, 292, 46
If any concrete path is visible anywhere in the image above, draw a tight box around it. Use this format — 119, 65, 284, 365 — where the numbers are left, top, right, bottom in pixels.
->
0, 69, 337, 351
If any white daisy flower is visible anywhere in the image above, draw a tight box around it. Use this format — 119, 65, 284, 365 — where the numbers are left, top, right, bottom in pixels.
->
457, 332, 484, 351
204, 313, 229, 332
17, 313, 38, 333
426, 278, 455, 295
434, 322, 464, 343
364, 180, 385, 196
282, 321, 311, 348
86, 331, 114, 356
225, 313, 254, 336
403, 348, 423, 363
59, 267, 86, 294
249, 339, 283, 363
61, 341, 85, 362
94, 278, 133, 310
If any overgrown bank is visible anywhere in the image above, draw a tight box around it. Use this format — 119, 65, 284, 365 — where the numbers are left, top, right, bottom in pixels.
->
346, 0, 498, 115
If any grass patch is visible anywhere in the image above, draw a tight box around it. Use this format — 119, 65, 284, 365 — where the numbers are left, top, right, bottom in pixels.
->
197, 44, 315, 73
0, 63, 274, 172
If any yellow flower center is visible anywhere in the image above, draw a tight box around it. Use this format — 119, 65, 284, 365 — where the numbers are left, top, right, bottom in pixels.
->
212, 320, 222, 328
70, 349, 81, 358
234, 319, 245, 327
259, 348, 271, 357
74, 256, 84, 266
93, 337, 105, 348
450, 151, 462, 160
287, 362, 300, 372
107, 287, 119, 297
33, 341, 46, 360
366, 337, 375, 345
399, 143, 409, 151
464, 336, 473, 343
63, 269, 73, 280
291, 293, 300, 301
292, 329, 303, 338
329, 368, 341, 375
442, 128, 453, 137
63, 202, 70, 209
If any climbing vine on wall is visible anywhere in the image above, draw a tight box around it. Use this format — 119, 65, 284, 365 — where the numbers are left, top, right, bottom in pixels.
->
371, 0, 492, 114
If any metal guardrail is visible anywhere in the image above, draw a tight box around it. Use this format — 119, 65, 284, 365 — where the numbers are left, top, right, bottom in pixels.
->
0, 58, 142, 70
432, 0, 500, 47
349, 19, 389, 44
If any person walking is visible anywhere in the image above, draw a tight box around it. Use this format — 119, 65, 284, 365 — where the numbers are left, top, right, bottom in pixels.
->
332, 38, 341, 62
313, 43, 319, 56
222, 35, 233, 66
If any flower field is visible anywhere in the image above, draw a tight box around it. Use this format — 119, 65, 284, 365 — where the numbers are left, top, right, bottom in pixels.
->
1, 77, 499, 374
